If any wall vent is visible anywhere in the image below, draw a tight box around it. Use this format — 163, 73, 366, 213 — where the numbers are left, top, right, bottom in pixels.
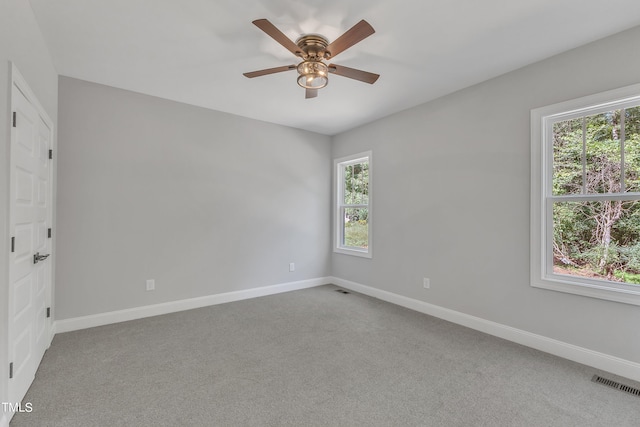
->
592, 375, 640, 397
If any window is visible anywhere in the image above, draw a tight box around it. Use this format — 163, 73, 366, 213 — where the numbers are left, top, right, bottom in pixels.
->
334, 151, 372, 258
531, 84, 640, 305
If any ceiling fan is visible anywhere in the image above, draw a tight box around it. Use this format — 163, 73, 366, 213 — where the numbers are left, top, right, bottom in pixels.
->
243, 19, 379, 99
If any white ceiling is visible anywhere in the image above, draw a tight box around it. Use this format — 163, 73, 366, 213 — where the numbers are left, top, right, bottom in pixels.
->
28, 0, 640, 135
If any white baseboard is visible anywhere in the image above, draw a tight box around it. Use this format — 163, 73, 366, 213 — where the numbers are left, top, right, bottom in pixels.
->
330, 276, 640, 382
55, 277, 330, 334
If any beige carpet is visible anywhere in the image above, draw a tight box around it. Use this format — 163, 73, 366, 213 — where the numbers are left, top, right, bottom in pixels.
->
11, 285, 640, 426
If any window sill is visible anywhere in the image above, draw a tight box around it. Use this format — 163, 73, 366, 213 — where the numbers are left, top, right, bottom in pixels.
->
531, 275, 640, 306
334, 247, 372, 259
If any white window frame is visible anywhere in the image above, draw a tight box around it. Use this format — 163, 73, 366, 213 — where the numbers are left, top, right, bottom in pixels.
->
334, 151, 372, 258
531, 83, 640, 306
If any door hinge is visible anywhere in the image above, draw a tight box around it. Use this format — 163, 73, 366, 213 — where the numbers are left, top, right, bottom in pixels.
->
12, 111, 16, 127
9, 362, 13, 379
49, 149, 53, 159
46, 307, 51, 318
48, 228, 52, 238
11, 236, 15, 253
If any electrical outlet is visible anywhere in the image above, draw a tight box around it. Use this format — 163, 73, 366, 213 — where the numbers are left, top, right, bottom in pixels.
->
423, 278, 430, 289
146, 279, 155, 291
289, 262, 295, 272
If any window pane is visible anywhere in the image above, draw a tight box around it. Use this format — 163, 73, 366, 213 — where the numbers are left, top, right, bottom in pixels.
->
553, 118, 583, 195
624, 106, 640, 192
553, 200, 640, 286
343, 162, 369, 205
343, 207, 368, 249
585, 110, 622, 194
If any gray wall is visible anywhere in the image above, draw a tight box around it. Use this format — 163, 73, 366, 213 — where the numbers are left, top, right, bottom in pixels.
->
0, 0, 58, 415
56, 77, 331, 320
332, 26, 640, 363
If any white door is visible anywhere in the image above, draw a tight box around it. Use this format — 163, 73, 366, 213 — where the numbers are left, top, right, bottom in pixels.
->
8, 67, 54, 404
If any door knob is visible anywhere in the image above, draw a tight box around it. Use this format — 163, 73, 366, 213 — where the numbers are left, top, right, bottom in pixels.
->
33, 252, 50, 264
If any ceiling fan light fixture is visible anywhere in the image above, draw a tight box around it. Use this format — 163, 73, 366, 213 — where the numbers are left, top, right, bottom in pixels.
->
297, 61, 328, 89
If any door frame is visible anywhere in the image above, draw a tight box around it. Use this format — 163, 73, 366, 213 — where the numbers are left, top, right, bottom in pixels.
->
7, 62, 55, 404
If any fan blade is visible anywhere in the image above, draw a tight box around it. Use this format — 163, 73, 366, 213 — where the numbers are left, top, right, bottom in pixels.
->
328, 64, 379, 84
243, 65, 296, 78
325, 20, 375, 59
305, 88, 318, 99
252, 19, 302, 57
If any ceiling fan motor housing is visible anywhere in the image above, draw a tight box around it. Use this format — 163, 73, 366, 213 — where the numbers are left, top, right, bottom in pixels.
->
295, 34, 330, 59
